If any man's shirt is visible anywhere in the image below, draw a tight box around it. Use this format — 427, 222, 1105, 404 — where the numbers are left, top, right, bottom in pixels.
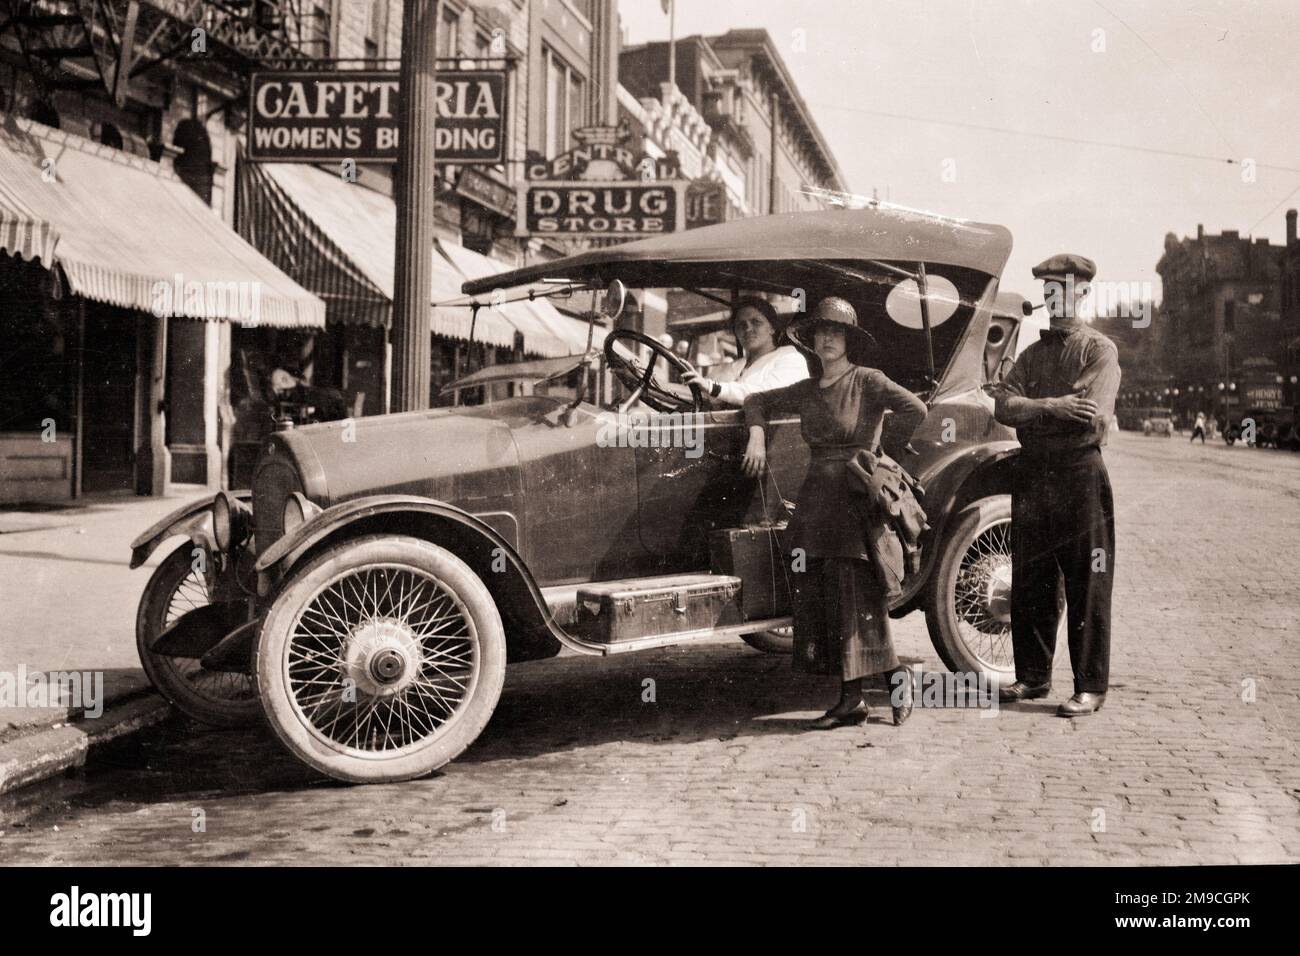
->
997, 320, 1121, 454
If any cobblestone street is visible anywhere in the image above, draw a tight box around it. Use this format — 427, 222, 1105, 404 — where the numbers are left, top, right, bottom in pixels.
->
2, 431, 1298, 865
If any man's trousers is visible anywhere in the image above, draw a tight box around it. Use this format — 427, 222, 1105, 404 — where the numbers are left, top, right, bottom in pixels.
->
1009, 447, 1115, 694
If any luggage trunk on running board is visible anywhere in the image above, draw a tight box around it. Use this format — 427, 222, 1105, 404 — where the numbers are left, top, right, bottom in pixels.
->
575, 573, 743, 644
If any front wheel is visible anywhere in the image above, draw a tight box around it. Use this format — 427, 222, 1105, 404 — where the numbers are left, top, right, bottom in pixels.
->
255, 535, 506, 784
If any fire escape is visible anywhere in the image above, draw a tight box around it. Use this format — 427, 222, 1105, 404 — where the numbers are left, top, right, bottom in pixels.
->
0, 0, 331, 109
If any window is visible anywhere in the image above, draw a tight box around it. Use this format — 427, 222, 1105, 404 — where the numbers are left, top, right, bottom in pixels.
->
436, 3, 461, 58
542, 44, 585, 157
288, 0, 333, 57
365, 0, 387, 59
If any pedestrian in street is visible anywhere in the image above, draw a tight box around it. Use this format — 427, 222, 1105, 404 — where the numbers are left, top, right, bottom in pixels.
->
993, 254, 1121, 717
742, 297, 927, 729
1191, 411, 1207, 444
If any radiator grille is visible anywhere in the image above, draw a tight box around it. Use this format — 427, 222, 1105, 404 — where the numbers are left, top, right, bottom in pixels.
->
251, 457, 302, 555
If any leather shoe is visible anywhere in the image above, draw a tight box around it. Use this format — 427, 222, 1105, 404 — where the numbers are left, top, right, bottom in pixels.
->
889, 666, 914, 726
809, 700, 869, 730
1056, 692, 1106, 717
998, 679, 1052, 703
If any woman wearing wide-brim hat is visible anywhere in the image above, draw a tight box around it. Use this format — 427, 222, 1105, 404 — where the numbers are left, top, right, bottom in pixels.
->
742, 296, 927, 728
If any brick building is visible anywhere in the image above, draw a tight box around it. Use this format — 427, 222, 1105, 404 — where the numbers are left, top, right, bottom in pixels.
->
1155, 224, 1286, 423
1276, 209, 1300, 409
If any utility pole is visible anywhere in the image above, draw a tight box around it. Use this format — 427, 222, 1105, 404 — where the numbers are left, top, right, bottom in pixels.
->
390, 0, 439, 412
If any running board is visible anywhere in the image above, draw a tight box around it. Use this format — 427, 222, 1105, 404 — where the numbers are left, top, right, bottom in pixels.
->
595, 616, 793, 655
541, 574, 790, 655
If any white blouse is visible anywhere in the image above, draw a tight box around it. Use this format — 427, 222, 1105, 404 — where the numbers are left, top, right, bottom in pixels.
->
711, 345, 810, 406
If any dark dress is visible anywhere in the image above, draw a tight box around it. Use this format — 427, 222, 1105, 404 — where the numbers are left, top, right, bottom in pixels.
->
743, 365, 927, 680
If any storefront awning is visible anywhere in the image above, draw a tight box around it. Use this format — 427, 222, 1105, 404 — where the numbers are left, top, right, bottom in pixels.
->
0, 114, 324, 327
436, 241, 606, 357
249, 162, 516, 349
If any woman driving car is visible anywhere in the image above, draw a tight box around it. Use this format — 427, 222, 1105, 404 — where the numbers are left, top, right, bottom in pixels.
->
682, 297, 809, 406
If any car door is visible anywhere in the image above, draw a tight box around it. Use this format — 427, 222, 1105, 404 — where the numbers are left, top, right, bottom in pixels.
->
632, 406, 807, 571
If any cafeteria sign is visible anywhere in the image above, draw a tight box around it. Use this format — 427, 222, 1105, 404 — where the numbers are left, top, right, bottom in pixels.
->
247, 69, 506, 164
515, 124, 687, 238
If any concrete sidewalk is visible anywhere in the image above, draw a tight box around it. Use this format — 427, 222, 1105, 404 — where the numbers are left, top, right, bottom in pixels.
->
0, 489, 212, 792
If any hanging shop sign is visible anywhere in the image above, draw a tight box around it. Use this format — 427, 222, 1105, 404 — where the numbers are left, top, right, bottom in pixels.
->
456, 166, 516, 218
515, 124, 687, 238
686, 179, 728, 229
247, 69, 507, 164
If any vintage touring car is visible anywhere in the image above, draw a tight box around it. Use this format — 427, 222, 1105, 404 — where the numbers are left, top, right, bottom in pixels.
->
130, 205, 1040, 783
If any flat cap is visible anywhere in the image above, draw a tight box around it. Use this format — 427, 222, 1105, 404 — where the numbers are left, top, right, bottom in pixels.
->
1031, 253, 1096, 282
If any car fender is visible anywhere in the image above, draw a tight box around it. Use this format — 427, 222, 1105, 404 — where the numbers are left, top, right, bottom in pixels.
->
891, 440, 1020, 611
128, 493, 246, 569
253, 494, 595, 659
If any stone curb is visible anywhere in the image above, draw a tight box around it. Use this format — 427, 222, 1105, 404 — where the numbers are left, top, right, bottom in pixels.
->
0, 694, 172, 795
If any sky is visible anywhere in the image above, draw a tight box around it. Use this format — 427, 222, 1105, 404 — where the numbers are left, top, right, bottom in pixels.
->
616, 0, 1300, 303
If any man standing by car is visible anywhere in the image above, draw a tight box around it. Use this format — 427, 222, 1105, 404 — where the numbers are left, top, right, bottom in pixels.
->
993, 254, 1121, 717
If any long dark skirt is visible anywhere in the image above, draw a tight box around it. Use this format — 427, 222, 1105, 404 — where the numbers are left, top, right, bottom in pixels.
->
790, 555, 899, 681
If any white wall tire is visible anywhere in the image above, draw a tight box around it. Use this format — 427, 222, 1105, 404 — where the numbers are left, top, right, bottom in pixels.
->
255, 535, 506, 784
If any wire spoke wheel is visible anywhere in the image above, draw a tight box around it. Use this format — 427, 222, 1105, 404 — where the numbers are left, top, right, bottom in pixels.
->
286, 565, 479, 754
136, 545, 260, 727
951, 518, 1015, 672
925, 495, 1027, 680
257, 535, 506, 784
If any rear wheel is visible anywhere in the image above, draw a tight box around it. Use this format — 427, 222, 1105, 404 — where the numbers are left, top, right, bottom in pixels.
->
741, 626, 793, 654
255, 535, 506, 784
135, 545, 260, 727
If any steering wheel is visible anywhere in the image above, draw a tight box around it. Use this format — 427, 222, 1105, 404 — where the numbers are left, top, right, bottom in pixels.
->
603, 328, 704, 413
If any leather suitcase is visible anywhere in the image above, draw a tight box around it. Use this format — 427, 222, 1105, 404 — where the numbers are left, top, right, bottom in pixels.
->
576, 573, 743, 644
709, 524, 791, 619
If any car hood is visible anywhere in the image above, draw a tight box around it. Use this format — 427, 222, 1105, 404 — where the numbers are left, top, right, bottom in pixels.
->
274, 404, 523, 508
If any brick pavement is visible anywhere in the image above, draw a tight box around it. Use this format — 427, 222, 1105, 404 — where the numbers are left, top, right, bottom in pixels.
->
1, 432, 1298, 865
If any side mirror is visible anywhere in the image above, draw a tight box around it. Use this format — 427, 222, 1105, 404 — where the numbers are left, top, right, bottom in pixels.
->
602, 279, 627, 320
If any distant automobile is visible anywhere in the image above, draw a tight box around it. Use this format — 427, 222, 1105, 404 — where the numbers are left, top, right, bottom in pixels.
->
1224, 406, 1294, 448
1141, 407, 1173, 437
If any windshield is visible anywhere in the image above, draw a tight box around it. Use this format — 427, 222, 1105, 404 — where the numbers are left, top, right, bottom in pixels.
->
435, 260, 995, 410
616, 262, 993, 398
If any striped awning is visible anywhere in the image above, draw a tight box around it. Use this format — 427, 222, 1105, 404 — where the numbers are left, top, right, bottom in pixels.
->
247, 161, 516, 349
0, 113, 324, 327
435, 241, 606, 357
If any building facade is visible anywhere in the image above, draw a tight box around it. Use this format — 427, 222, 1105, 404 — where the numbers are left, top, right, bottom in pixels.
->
0, 0, 627, 501
620, 30, 848, 219
0, 0, 326, 502
1155, 224, 1286, 424
618, 29, 848, 360
1275, 209, 1300, 410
